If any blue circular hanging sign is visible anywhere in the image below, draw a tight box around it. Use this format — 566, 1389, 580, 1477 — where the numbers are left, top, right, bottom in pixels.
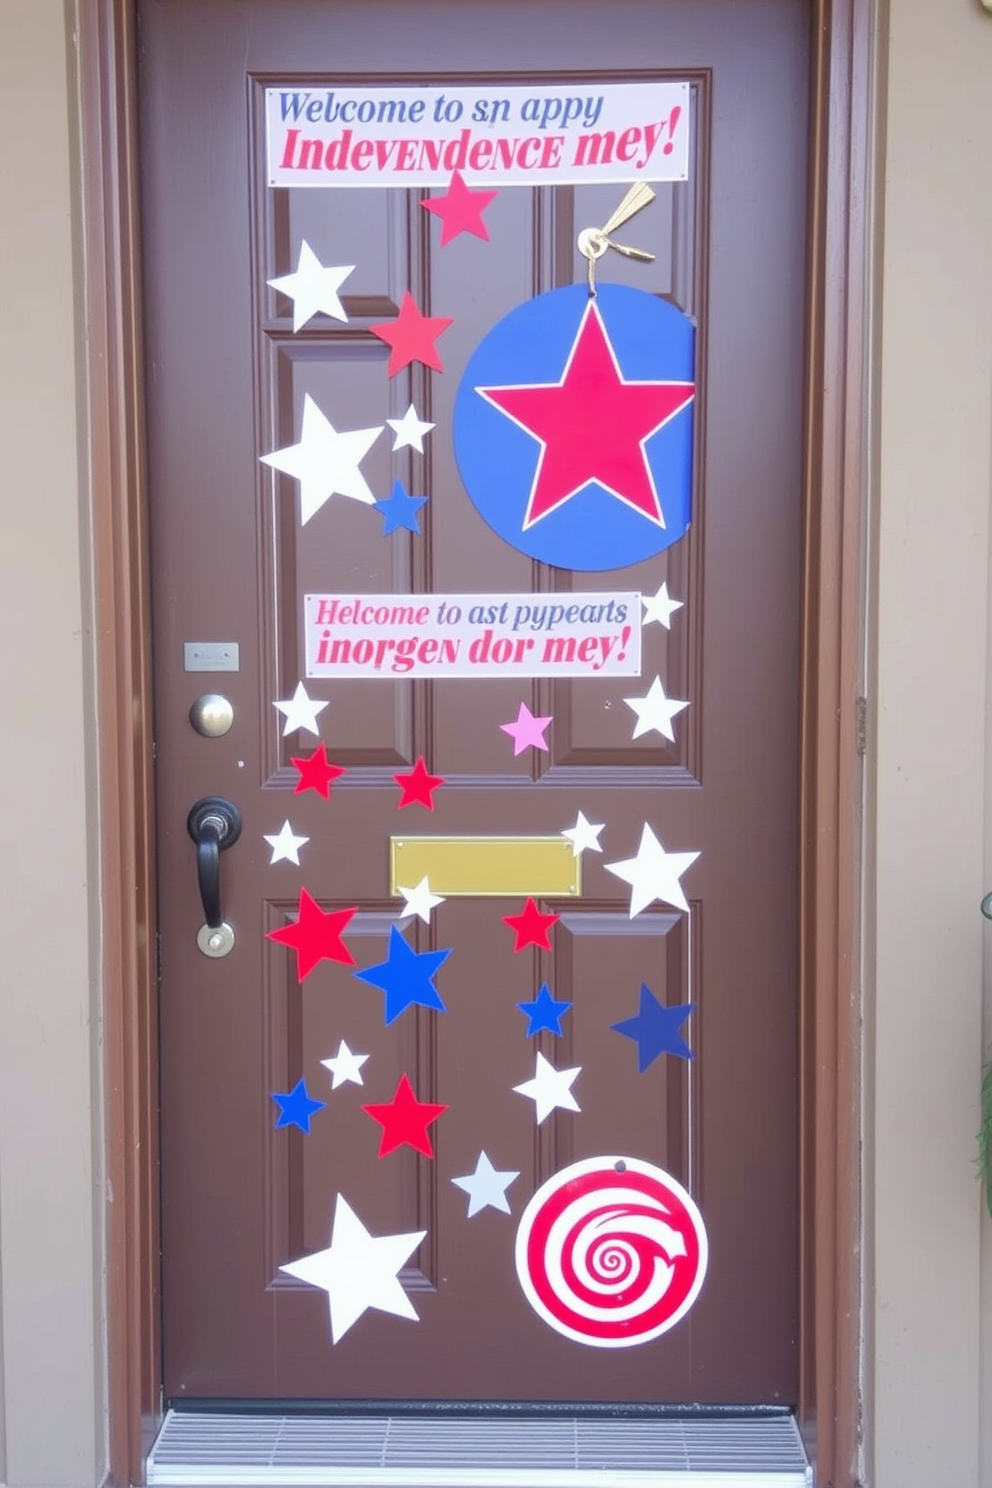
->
453, 282, 695, 573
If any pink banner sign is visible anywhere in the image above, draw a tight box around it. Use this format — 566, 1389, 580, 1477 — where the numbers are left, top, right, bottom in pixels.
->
304, 592, 641, 679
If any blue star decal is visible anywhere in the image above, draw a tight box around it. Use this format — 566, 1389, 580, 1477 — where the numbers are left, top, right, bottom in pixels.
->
374, 479, 428, 535
270, 1077, 327, 1134
353, 924, 451, 1025
610, 984, 694, 1072
517, 982, 572, 1036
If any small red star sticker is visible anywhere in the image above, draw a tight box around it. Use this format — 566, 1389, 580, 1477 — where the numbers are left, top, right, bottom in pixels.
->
267, 889, 357, 979
361, 1073, 448, 1159
291, 742, 347, 799
421, 170, 499, 246
502, 897, 560, 953
370, 291, 453, 377
394, 756, 445, 810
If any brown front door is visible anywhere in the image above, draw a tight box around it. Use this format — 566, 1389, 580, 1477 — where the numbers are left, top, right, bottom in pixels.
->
142, 0, 808, 1405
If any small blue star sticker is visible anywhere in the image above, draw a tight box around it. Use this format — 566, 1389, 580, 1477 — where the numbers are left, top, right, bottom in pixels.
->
353, 924, 451, 1025
374, 479, 428, 535
610, 984, 694, 1072
517, 982, 573, 1036
270, 1077, 327, 1134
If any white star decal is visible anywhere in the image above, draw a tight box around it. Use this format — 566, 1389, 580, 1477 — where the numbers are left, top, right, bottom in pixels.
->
387, 403, 435, 453
641, 581, 683, 628
268, 240, 354, 331
280, 1194, 425, 1344
560, 810, 604, 857
451, 1151, 520, 1217
321, 1039, 369, 1090
605, 824, 700, 918
512, 1052, 582, 1125
263, 820, 310, 865
396, 876, 445, 925
260, 393, 383, 525
624, 675, 689, 742
273, 681, 328, 738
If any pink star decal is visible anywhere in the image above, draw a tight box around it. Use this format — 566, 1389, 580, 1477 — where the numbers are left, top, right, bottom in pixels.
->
500, 702, 553, 755
478, 299, 694, 529
421, 171, 498, 246
369, 291, 453, 377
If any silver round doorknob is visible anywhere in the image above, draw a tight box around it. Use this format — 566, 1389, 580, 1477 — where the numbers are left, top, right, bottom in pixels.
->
189, 693, 235, 737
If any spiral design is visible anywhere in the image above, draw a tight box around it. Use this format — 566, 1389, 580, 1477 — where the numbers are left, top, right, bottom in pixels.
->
514, 1157, 707, 1348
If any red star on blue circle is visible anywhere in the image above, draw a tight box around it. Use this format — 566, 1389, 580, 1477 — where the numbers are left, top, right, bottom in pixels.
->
479, 299, 694, 529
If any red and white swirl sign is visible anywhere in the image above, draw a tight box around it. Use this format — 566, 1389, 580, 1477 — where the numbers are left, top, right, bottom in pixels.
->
514, 1156, 708, 1348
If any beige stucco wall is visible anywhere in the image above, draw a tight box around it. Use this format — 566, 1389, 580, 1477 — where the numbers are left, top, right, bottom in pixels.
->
0, 2, 106, 1486
872, 0, 992, 1485
0, 1, 991, 1486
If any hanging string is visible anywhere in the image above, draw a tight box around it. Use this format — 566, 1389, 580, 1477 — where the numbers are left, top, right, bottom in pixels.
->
577, 182, 657, 296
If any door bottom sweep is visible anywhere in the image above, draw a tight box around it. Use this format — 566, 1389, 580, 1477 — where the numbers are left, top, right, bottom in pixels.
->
147, 1410, 812, 1487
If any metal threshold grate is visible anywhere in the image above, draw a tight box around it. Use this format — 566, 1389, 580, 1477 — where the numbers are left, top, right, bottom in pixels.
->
147, 1411, 811, 1487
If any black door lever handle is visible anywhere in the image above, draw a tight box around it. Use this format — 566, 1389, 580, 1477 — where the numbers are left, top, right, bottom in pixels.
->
187, 796, 242, 929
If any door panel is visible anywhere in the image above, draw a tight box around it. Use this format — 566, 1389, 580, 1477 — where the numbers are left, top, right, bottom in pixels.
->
142, 0, 808, 1404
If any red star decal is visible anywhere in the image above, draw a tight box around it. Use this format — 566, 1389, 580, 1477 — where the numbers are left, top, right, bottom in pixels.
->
479, 299, 694, 528
421, 170, 498, 246
291, 742, 347, 799
361, 1073, 448, 1159
502, 897, 560, 953
267, 889, 357, 979
370, 291, 453, 377
394, 756, 445, 811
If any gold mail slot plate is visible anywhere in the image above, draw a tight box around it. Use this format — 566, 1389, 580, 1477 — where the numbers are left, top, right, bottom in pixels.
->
390, 836, 581, 898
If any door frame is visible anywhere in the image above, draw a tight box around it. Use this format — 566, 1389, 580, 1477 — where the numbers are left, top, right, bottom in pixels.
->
78, 0, 872, 1481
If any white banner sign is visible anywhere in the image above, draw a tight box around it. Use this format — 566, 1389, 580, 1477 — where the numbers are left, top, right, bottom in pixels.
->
304, 593, 641, 679
267, 82, 689, 188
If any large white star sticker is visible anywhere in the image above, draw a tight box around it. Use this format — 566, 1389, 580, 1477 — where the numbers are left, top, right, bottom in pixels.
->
268, 240, 354, 332
387, 403, 435, 453
624, 675, 689, 742
451, 1151, 520, 1217
263, 820, 310, 865
260, 393, 383, 525
512, 1052, 582, 1125
396, 876, 445, 925
605, 824, 700, 917
273, 681, 328, 738
280, 1194, 425, 1344
561, 810, 604, 857
641, 581, 683, 628
321, 1039, 369, 1090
